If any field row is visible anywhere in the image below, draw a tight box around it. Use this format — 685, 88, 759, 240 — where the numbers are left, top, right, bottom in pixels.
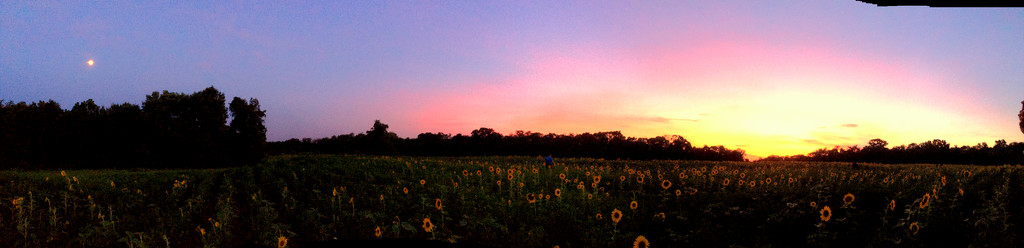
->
2, 155, 1023, 247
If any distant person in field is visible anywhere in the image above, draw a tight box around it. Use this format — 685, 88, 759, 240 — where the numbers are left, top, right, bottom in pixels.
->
544, 154, 554, 168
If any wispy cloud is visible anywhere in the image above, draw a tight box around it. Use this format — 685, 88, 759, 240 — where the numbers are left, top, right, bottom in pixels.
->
802, 139, 827, 146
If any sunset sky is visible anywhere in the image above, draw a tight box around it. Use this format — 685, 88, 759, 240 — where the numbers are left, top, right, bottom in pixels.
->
2, 1, 1023, 158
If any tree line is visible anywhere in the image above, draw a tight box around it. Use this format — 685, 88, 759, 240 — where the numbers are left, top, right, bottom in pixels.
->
267, 120, 748, 161
758, 138, 1024, 165
0, 87, 266, 170
5, 86, 1022, 169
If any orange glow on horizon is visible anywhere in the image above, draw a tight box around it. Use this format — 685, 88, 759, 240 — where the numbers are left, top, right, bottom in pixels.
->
404, 41, 1014, 158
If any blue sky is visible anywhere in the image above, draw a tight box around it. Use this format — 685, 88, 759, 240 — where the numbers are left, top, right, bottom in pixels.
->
2, 1, 1022, 157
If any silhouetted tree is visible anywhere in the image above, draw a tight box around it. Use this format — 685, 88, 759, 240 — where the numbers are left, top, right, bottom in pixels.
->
0, 87, 265, 170
268, 126, 747, 162
364, 120, 399, 155
756, 138, 1024, 165
230, 97, 267, 165
470, 127, 502, 155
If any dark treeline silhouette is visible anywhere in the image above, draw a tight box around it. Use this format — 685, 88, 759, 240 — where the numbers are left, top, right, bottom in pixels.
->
758, 138, 1024, 165
0, 87, 266, 170
267, 120, 747, 161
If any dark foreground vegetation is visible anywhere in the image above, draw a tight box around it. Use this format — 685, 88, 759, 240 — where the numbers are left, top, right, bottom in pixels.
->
268, 121, 1024, 165
760, 138, 1024, 165
0, 87, 266, 169
1, 155, 1022, 247
268, 121, 747, 161
3, 87, 1023, 170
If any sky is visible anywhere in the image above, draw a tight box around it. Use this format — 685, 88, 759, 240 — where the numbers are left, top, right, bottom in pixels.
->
2, 1, 1023, 158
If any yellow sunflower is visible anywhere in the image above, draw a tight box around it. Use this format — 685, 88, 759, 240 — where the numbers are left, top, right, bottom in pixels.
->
633, 235, 650, 248
620, 175, 626, 182
559, 173, 566, 180
675, 189, 682, 196
820, 206, 832, 222
508, 174, 514, 180
843, 193, 855, 205
596, 213, 603, 219
554, 188, 561, 197
375, 226, 382, 238
588, 194, 593, 199
689, 188, 698, 195
810, 201, 817, 208
435, 198, 443, 211
888, 199, 895, 211
497, 180, 502, 186
419, 179, 426, 185
61, 170, 66, 177
527, 193, 536, 203
765, 178, 772, 184
611, 208, 623, 225
403, 187, 409, 194
654, 212, 665, 221
909, 222, 920, 235
630, 200, 638, 210
594, 175, 601, 184
462, 170, 469, 177
920, 193, 930, 209
636, 176, 644, 184
722, 178, 730, 186
661, 180, 672, 190
277, 236, 288, 248
423, 218, 435, 232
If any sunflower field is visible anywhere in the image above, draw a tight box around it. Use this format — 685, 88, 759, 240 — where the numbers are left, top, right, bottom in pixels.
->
2, 154, 1023, 247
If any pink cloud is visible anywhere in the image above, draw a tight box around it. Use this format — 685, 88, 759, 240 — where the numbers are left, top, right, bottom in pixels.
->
389, 36, 999, 156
